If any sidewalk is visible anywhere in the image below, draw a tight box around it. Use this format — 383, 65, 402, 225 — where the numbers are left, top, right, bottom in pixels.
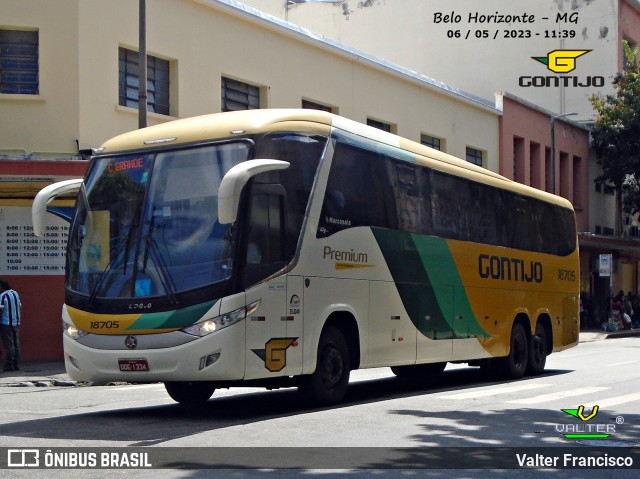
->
1, 328, 639, 387
0, 360, 72, 387
578, 326, 640, 342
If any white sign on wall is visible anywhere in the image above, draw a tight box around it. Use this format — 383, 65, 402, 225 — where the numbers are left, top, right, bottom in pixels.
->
599, 253, 612, 277
0, 206, 69, 276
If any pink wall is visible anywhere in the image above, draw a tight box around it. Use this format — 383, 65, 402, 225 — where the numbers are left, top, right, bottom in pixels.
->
1, 159, 88, 361
498, 95, 590, 232
620, 1, 640, 71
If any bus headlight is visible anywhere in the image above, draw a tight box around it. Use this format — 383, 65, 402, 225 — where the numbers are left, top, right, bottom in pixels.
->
182, 300, 260, 337
63, 320, 89, 340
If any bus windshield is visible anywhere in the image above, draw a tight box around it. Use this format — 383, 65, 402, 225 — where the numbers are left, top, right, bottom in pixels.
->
67, 141, 250, 299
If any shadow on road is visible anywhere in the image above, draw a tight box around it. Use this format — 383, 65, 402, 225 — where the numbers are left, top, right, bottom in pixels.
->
0, 367, 588, 446
2, 366, 639, 474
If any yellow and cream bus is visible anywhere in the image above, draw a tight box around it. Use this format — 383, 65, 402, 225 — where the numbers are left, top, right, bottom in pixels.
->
32, 109, 579, 405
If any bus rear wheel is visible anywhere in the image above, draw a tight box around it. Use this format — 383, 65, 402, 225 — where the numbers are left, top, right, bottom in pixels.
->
498, 322, 529, 379
526, 323, 548, 375
299, 326, 350, 406
164, 381, 216, 406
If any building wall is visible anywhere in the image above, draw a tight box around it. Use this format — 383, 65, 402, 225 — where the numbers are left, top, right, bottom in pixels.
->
0, 0, 81, 154
497, 94, 590, 232
0, 160, 88, 361
588, 151, 617, 235
620, 0, 640, 71
243, 0, 625, 120
0, 0, 501, 164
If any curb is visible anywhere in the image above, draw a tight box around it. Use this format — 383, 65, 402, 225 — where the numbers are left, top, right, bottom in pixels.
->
579, 328, 640, 342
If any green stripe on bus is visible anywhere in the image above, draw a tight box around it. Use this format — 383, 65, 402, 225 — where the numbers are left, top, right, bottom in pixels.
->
372, 228, 488, 339
412, 235, 488, 338
127, 300, 217, 330
372, 228, 450, 339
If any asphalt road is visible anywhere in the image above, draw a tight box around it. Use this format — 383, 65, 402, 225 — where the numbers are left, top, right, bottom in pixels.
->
0, 333, 638, 478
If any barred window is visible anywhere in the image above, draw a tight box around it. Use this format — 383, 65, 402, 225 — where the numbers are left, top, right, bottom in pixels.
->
367, 118, 392, 132
118, 47, 170, 115
222, 77, 260, 111
0, 29, 38, 94
302, 99, 333, 112
420, 134, 441, 151
466, 146, 484, 167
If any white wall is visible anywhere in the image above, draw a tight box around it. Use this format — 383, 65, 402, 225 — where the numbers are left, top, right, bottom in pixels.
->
2, 0, 499, 171
243, 0, 621, 120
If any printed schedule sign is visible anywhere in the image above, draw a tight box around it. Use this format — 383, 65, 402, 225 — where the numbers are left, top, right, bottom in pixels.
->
0, 206, 68, 275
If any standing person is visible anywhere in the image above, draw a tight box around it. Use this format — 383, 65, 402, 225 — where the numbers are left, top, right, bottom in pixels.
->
0, 280, 21, 371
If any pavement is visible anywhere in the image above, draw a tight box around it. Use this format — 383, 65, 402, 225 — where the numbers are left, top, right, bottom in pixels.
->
0, 328, 638, 388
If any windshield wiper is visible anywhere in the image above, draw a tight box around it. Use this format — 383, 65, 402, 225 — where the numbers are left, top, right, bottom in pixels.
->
87, 204, 140, 305
141, 216, 179, 305
87, 232, 131, 306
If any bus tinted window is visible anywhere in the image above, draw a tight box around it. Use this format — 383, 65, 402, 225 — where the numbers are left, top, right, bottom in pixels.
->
318, 142, 394, 237
254, 133, 325, 258
384, 160, 430, 234
318, 140, 576, 256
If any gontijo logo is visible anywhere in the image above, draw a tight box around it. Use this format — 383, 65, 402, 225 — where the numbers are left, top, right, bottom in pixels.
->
520, 49, 604, 88
532, 49, 591, 73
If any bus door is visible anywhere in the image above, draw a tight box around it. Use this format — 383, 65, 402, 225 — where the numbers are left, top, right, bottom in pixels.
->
239, 267, 304, 382
243, 183, 292, 380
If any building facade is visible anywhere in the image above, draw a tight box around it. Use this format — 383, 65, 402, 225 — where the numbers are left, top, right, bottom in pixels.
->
246, 0, 638, 120
1, 0, 500, 360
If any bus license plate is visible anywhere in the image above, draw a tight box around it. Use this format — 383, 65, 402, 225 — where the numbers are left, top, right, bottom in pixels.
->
118, 359, 149, 372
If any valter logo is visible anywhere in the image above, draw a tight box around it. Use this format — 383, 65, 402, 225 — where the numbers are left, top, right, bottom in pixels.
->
520, 49, 603, 87
555, 404, 619, 439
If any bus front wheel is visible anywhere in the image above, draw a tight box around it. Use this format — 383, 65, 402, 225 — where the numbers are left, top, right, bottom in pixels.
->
299, 326, 351, 405
498, 322, 529, 379
164, 381, 216, 406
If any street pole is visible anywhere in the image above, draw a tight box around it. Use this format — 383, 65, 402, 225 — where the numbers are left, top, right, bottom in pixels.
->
550, 112, 577, 194
138, 0, 148, 129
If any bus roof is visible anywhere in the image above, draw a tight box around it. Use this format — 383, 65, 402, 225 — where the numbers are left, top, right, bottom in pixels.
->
98, 109, 574, 210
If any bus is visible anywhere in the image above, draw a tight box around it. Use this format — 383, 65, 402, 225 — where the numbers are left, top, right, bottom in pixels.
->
32, 109, 579, 406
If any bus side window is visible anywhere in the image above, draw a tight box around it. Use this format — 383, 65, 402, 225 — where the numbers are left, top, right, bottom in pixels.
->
243, 184, 287, 287
318, 141, 393, 237
385, 159, 422, 234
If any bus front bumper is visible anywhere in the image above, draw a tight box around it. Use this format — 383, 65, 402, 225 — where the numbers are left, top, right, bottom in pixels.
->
62, 324, 245, 383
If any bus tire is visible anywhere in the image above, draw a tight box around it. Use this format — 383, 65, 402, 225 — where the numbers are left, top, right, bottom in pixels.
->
164, 381, 216, 406
498, 322, 528, 379
526, 323, 548, 376
391, 362, 446, 378
299, 326, 350, 405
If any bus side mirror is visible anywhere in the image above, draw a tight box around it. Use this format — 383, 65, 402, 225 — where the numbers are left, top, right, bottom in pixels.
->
218, 159, 289, 224
32, 178, 83, 237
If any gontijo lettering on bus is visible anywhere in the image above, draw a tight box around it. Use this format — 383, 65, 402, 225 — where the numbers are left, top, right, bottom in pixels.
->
478, 254, 543, 283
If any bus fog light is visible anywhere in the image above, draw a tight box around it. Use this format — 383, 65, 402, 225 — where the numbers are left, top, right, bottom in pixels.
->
199, 353, 221, 370
68, 355, 81, 370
